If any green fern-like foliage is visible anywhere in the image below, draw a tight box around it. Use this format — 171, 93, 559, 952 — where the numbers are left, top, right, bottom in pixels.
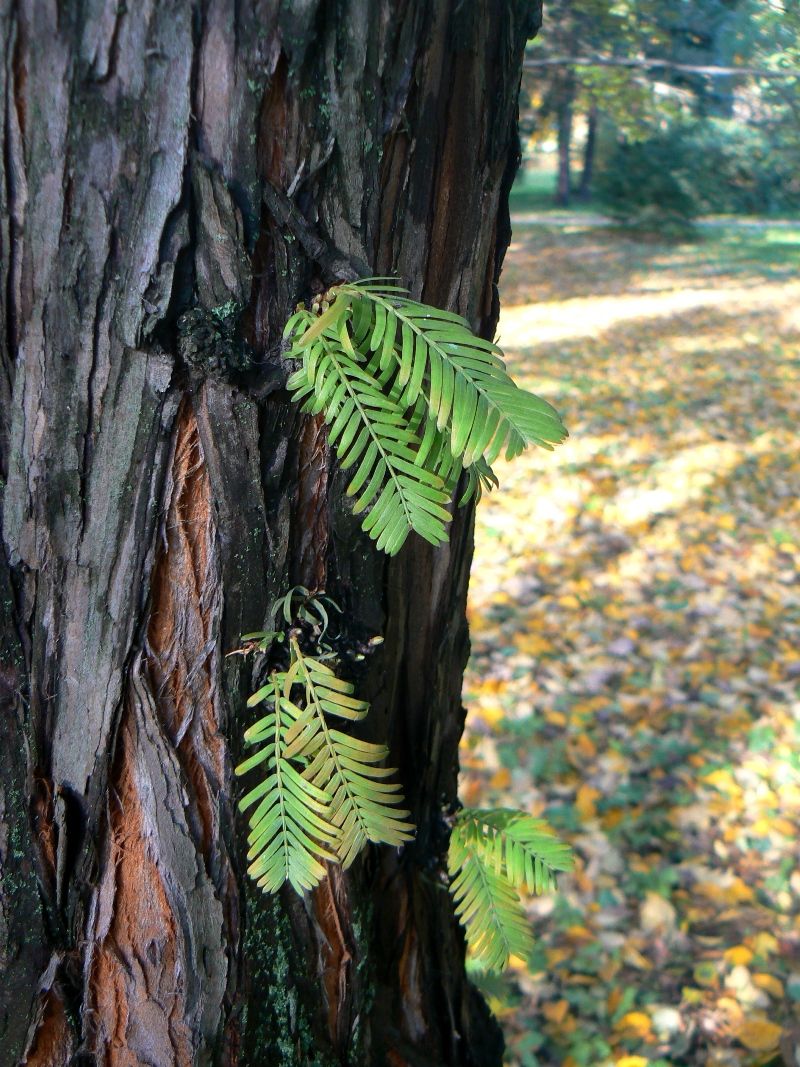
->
236, 677, 338, 893
283, 279, 567, 555
235, 631, 413, 894
448, 808, 573, 972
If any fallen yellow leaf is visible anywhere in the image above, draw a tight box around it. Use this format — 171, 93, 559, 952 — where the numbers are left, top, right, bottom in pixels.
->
750, 817, 774, 836
728, 879, 756, 904
615, 1011, 652, 1038
617, 1058, 650, 1067
750, 932, 779, 958
573, 733, 597, 759
575, 783, 600, 820
752, 974, 784, 999
735, 1018, 782, 1052
623, 945, 654, 970
489, 768, 511, 789
724, 945, 754, 967
565, 924, 594, 943
545, 709, 568, 727
474, 704, 504, 727
561, 1013, 579, 1034
602, 809, 627, 829
694, 879, 754, 906
474, 677, 505, 695
771, 817, 797, 837
694, 882, 726, 904
515, 634, 553, 657
703, 768, 742, 796
543, 999, 569, 1024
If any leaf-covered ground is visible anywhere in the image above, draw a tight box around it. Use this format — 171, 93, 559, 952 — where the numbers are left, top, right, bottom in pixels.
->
461, 222, 800, 1067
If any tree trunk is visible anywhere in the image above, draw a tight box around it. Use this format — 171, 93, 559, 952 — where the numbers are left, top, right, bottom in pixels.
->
577, 104, 597, 201
555, 75, 575, 206
0, 2, 540, 1065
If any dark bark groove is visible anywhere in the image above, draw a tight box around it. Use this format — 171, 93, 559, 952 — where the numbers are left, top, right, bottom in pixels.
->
0, 2, 540, 1064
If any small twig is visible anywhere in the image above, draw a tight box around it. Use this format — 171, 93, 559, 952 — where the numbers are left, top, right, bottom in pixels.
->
523, 56, 800, 78
261, 181, 367, 283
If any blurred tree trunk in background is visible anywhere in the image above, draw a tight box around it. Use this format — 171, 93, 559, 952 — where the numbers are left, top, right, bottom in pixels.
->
555, 71, 576, 205
0, 1, 538, 1063
577, 104, 599, 200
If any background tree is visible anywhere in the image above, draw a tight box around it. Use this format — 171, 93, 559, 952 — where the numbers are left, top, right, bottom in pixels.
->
590, 0, 800, 224
0, 2, 540, 1064
522, 0, 668, 205
521, 0, 799, 207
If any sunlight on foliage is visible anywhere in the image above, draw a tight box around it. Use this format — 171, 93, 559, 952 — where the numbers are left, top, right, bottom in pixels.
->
235, 591, 413, 895
449, 809, 573, 971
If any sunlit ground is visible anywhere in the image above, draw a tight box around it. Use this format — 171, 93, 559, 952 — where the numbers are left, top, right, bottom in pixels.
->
461, 223, 800, 1067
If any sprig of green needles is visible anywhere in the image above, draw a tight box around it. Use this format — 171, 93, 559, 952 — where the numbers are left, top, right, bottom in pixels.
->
283, 278, 567, 555
235, 588, 573, 972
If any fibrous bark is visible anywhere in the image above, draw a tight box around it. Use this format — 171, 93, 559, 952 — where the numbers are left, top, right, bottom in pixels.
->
0, 2, 539, 1064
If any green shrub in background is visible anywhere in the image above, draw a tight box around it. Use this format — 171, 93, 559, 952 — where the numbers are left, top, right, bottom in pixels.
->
594, 126, 699, 234
684, 119, 800, 216
595, 117, 800, 230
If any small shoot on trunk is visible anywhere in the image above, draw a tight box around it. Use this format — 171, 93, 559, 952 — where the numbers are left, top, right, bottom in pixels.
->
283, 279, 567, 555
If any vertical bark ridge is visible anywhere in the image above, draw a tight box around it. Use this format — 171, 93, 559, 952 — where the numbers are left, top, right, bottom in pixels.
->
311, 866, 357, 1052
0, 553, 52, 1061
146, 398, 226, 866
291, 411, 331, 593
81, 627, 227, 1063
86, 691, 194, 1067
82, 398, 237, 1065
290, 392, 360, 1056
21, 967, 74, 1067
145, 393, 241, 1012
0, 2, 26, 482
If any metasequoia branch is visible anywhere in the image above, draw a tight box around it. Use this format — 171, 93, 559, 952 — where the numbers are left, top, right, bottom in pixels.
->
523, 57, 800, 79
